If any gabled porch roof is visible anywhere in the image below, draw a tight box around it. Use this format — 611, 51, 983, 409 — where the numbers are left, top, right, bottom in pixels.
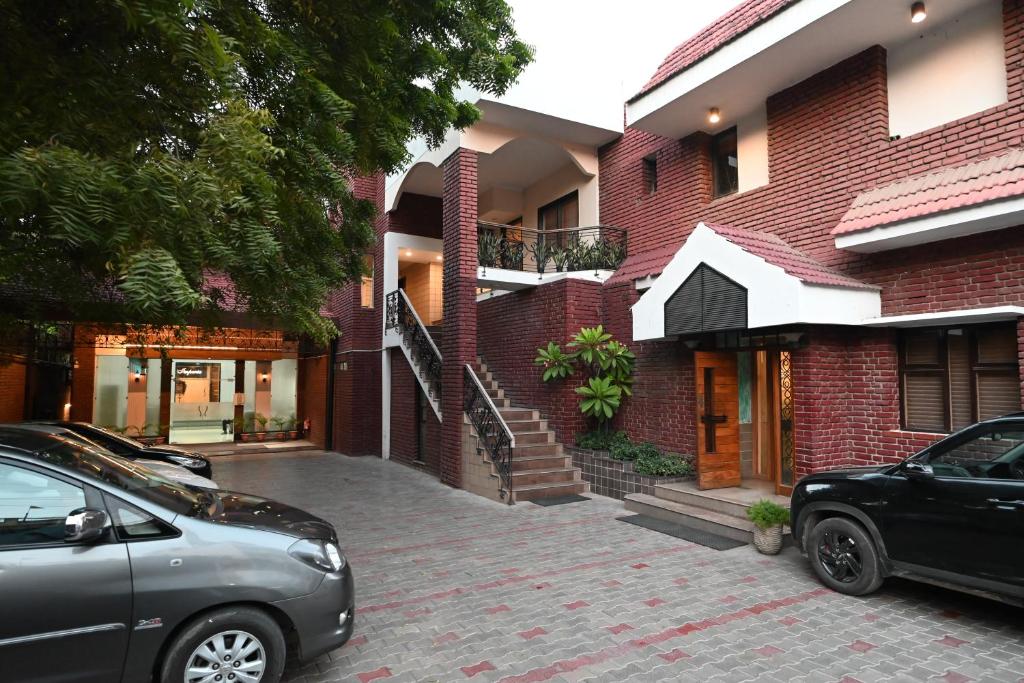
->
629, 223, 880, 342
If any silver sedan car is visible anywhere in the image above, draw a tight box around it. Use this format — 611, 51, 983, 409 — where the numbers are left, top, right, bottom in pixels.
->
0, 426, 354, 683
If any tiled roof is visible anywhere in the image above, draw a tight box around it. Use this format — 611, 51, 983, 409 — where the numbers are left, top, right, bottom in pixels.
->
631, 0, 799, 101
605, 243, 679, 286
833, 147, 1024, 236
607, 223, 876, 290
707, 223, 877, 289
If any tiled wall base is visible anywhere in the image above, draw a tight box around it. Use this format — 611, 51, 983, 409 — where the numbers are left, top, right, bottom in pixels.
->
569, 447, 693, 500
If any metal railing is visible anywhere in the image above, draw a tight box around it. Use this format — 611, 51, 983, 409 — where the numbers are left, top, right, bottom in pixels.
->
463, 364, 515, 502
477, 221, 627, 275
385, 289, 442, 404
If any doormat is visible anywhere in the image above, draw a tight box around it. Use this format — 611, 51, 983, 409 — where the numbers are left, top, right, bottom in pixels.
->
616, 514, 746, 550
531, 494, 590, 507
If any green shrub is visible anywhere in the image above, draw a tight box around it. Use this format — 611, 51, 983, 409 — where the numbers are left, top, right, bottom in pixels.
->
634, 453, 694, 477
610, 441, 660, 462
575, 430, 629, 450
746, 500, 790, 529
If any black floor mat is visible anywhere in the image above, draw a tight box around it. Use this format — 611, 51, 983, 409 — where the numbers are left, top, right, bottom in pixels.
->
531, 494, 590, 507
617, 514, 747, 550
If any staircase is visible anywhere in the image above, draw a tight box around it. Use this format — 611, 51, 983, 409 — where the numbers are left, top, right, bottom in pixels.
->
468, 357, 588, 503
386, 290, 442, 420
624, 482, 790, 544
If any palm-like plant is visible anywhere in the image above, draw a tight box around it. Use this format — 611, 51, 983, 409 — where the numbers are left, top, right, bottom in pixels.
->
601, 340, 636, 396
478, 231, 500, 270
568, 325, 612, 369
534, 342, 573, 381
576, 376, 622, 423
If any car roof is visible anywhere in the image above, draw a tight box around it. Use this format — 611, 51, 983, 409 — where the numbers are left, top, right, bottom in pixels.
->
0, 425, 68, 454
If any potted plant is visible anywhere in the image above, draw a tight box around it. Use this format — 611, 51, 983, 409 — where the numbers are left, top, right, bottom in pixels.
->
747, 500, 790, 555
477, 231, 500, 273
286, 414, 299, 440
270, 416, 287, 440
233, 416, 246, 442
551, 246, 570, 272
527, 239, 553, 275
254, 413, 268, 441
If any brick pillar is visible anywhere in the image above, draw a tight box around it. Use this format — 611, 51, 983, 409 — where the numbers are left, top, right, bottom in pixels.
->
440, 148, 478, 488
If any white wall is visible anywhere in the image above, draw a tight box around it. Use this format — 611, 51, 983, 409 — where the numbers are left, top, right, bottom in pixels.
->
887, 0, 1007, 138
736, 104, 769, 193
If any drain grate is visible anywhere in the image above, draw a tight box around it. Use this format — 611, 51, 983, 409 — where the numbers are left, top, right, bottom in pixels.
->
616, 514, 746, 550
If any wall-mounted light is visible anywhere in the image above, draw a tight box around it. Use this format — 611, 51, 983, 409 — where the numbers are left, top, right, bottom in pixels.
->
910, 1, 926, 23
405, 250, 413, 257
708, 107, 721, 125
260, 372, 269, 384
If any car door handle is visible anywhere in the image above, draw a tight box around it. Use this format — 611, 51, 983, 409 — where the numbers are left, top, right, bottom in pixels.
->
986, 498, 1024, 508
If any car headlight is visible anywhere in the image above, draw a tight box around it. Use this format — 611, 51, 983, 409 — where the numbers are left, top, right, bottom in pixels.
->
288, 539, 346, 573
165, 454, 206, 469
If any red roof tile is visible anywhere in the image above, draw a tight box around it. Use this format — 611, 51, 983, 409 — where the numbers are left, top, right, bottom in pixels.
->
631, 0, 799, 101
833, 147, 1024, 236
607, 223, 876, 290
605, 242, 679, 285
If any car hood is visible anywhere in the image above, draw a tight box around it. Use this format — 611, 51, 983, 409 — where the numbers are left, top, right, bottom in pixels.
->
801, 465, 889, 482
144, 445, 207, 460
202, 490, 337, 541
137, 459, 218, 489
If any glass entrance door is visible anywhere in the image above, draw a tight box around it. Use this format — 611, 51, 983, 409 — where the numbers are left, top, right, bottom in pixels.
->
169, 360, 236, 444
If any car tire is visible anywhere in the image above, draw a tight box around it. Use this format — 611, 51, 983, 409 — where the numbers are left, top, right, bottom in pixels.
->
160, 606, 286, 683
808, 517, 884, 597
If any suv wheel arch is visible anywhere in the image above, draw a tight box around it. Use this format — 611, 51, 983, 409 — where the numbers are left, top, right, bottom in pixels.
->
796, 502, 892, 575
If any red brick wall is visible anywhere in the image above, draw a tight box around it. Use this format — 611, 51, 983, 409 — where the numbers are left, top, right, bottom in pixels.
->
439, 148, 479, 487
388, 349, 442, 474
476, 279, 603, 444
0, 361, 26, 422
596, 5, 1024, 469
298, 355, 328, 447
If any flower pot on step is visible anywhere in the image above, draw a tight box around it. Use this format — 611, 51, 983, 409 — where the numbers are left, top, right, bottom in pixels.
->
753, 525, 783, 555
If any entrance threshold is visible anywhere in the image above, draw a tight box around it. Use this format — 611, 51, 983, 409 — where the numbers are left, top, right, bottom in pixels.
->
663, 480, 790, 510
188, 439, 319, 457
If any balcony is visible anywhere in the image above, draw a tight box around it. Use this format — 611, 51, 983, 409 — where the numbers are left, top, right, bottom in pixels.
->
476, 221, 627, 291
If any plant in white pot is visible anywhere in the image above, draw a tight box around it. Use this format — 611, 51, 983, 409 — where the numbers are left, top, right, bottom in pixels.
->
747, 499, 790, 555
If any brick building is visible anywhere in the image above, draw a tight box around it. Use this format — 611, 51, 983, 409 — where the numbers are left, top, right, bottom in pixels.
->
332, 0, 1024, 504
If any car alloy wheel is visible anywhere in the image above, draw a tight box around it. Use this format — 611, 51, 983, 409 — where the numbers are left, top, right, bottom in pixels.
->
184, 630, 266, 683
816, 529, 863, 583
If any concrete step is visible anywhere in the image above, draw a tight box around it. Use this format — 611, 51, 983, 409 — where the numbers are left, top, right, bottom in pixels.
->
500, 407, 538, 421
512, 430, 552, 445
511, 454, 572, 471
511, 467, 581, 486
486, 387, 504, 399
623, 493, 756, 544
653, 483, 791, 518
504, 419, 548, 433
511, 480, 589, 503
512, 442, 562, 457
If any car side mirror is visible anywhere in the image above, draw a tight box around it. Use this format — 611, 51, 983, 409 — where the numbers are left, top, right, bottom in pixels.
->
903, 461, 934, 481
65, 507, 110, 543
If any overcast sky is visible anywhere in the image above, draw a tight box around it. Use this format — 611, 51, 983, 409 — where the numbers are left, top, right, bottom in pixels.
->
487, 0, 744, 131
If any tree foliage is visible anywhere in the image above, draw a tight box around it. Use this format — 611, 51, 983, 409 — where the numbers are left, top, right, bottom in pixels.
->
0, 0, 532, 342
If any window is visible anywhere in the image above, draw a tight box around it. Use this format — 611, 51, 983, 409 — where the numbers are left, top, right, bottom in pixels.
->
711, 127, 738, 198
643, 155, 658, 195
104, 494, 175, 540
0, 462, 86, 547
925, 426, 1024, 480
538, 191, 579, 247
900, 324, 1020, 433
360, 254, 374, 308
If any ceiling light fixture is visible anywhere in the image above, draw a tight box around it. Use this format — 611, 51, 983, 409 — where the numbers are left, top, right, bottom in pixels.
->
405, 250, 413, 257
708, 107, 721, 125
435, 255, 443, 261
911, 1, 926, 23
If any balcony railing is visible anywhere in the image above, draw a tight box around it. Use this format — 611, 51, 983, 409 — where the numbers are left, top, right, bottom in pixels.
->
477, 221, 627, 274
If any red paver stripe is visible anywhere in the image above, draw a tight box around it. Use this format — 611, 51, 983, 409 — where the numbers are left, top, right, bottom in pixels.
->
346, 634, 368, 648
848, 640, 876, 653
936, 635, 969, 648
519, 627, 547, 640
607, 623, 634, 635
434, 632, 460, 646
644, 598, 666, 607
497, 588, 831, 683
357, 667, 392, 683
462, 661, 497, 678
658, 649, 690, 663
754, 645, 784, 657
485, 604, 511, 615
564, 600, 589, 610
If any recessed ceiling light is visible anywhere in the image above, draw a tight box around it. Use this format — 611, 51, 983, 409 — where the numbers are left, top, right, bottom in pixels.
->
708, 107, 721, 125
911, 2, 926, 23
405, 250, 413, 256
435, 255, 443, 261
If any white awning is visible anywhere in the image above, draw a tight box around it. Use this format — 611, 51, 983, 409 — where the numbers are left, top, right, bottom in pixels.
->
632, 223, 881, 342
861, 306, 1024, 328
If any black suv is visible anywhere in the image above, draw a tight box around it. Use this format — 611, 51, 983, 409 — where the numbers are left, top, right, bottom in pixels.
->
791, 414, 1024, 606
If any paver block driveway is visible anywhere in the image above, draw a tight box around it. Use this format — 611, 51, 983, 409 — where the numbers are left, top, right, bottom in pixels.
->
212, 451, 1024, 683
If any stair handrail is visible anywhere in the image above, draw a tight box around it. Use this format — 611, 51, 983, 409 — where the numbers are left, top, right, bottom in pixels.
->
386, 289, 443, 403
463, 364, 515, 502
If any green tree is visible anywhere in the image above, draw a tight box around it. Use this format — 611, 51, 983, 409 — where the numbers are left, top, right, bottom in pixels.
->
0, 0, 532, 342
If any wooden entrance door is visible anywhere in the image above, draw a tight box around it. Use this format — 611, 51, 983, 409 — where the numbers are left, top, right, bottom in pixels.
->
695, 352, 741, 490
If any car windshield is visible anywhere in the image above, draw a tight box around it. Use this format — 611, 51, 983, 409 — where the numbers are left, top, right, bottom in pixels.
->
33, 437, 213, 517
